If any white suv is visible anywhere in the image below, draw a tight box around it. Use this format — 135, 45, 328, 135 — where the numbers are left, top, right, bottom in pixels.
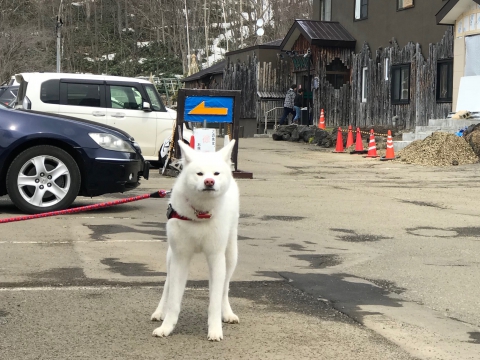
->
15, 72, 190, 164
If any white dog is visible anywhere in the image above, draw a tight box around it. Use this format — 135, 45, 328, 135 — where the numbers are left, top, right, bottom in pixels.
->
151, 139, 239, 341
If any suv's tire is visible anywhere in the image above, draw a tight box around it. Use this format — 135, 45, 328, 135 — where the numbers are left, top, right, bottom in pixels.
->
6, 146, 81, 214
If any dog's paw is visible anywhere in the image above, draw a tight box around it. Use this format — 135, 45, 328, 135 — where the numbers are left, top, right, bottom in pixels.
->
151, 311, 165, 322
152, 324, 174, 338
222, 312, 239, 324
207, 326, 223, 341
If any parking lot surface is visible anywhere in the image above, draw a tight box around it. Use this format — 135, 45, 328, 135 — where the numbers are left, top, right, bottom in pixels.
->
1, 138, 479, 359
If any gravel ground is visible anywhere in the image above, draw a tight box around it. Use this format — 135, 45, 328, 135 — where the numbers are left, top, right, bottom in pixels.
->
396, 132, 478, 166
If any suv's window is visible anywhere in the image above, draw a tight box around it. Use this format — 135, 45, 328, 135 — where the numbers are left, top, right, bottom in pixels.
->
67, 83, 101, 107
144, 84, 166, 111
110, 85, 143, 110
41, 80, 60, 104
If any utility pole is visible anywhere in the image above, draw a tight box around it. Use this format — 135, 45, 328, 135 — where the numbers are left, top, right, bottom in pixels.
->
56, 0, 64, 73
185, 0, 191, 74
240, 0, 243, 47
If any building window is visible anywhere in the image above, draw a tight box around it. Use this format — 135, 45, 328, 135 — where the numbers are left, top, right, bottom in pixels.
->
397, 0, 414, 10
391, 64, 410, 104
362, 67, 368, 102
326, 58, 350, 89
355, 0, 368, 20
437, 60, 453, 102
320, 0, 332, 21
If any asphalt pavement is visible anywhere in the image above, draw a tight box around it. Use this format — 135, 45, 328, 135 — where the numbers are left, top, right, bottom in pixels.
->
1, 137, 479, 359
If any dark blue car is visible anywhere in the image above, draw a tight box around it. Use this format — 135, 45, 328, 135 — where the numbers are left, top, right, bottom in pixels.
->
0, 104, 149, 214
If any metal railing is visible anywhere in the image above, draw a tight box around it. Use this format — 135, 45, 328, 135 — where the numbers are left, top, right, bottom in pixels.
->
264, 107, 284, 134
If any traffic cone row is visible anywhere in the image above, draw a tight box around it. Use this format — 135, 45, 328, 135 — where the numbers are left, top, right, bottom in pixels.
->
331, 126, 396, 160
319, 108, 396, 159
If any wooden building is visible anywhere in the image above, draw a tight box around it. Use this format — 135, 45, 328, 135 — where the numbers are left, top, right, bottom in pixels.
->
183, 1, 455, 132
183, 40, 291, 136
312, 0, 454, 128
437, 0, 480, 111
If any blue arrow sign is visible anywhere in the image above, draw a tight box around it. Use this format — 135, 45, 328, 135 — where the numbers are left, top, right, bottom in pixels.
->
184, 96, 234, 123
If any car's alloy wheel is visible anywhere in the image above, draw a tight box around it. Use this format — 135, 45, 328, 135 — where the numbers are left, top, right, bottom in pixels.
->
7, 146, 81, 214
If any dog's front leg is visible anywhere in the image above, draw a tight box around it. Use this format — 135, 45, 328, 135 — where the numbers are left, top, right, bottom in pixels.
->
207, 254, 226, 341
222, 236, 239, 324
152, 252, 191, 338
151, 247, 172, 321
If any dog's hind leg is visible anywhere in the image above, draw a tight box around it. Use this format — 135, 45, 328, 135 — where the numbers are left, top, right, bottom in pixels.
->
152, 251, 192, 338
151, 247, 172, 321
206, 253, 227, 341
222, 233, 239, 324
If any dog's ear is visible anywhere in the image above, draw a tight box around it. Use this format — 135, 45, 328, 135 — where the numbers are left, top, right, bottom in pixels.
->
178, 140, 196, 165
218, 139, 236, 163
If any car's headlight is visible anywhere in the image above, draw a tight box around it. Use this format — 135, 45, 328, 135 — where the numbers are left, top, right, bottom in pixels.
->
89, 133, 136, 153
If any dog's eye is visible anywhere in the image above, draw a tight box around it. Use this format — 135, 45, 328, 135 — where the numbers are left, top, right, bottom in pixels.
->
214, 172, 220, 176
197, 172, 204, 176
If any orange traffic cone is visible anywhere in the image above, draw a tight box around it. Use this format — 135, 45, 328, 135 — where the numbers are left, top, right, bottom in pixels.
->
346, 125, 354, 148
319, 109, 326, 129
189, 135, 195, 149
380, 130, 396, 161
350, 128, 368, 154
364, 129, 379, 158
332, 127, 345, 153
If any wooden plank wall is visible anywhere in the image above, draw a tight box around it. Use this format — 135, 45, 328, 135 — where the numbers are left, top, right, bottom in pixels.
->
292, 36, 353, 127
222, 55, 258, 119
222, 53, 292, 127
314, 47, 352, 127
350, 28, 453, 128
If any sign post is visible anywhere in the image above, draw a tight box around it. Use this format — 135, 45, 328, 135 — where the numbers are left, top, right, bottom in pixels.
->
174, 89, 253, 179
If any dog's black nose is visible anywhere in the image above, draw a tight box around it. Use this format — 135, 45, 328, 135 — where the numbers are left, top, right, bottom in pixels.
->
204, 178, 215, 187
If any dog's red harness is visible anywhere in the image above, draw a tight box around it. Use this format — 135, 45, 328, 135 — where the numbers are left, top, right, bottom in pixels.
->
167, 204, 211, 221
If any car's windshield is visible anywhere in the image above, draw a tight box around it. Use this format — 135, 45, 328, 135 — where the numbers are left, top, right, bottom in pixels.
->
143, 84, 165, 111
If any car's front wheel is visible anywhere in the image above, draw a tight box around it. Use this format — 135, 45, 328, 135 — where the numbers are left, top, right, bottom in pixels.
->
6, 146, 81, 214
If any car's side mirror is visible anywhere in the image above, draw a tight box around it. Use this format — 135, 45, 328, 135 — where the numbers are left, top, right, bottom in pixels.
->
143, 101, 152, 112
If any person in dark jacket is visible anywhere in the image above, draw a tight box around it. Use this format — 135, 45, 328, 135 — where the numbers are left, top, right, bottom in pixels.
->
279, 84, 297, 125
292, 88, 304, 125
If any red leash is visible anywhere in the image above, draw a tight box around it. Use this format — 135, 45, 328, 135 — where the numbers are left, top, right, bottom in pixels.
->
0, 190, 167, 224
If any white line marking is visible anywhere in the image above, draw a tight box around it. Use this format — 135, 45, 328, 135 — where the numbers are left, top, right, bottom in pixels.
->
0, 286, 206, 292
0, 239, 165, 244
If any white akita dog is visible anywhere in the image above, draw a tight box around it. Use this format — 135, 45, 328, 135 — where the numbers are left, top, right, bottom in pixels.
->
151, 139, 239, 341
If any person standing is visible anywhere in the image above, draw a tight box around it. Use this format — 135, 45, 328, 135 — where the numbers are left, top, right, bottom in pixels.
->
292, 88, 304, 125
279, 84, 297, 126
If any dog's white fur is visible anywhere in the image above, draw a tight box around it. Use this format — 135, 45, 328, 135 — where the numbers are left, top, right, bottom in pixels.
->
151, 140, 239, 341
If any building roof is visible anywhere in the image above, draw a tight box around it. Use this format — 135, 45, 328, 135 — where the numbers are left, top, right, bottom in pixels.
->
436, 0, 480, 25
280, 20, 356, 50
182, 60, 226, 83
225, 39, 283, 56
